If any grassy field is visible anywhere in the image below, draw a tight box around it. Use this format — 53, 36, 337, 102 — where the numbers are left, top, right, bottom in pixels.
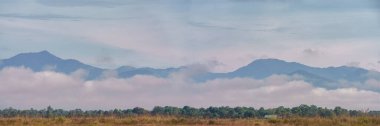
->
0, 116, 380, 126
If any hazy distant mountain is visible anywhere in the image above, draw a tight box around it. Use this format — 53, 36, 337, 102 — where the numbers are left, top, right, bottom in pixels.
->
230, 59, 370, 82
1, 51, 379, 90
0, 51, 104, 80
205, 59, 376, 89
116, 66, 181, 78
193, 59, 380, 90
0, 51, 181, 80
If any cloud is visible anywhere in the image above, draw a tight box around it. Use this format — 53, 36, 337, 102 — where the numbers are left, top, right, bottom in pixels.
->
95, 55, 115, 68
1, 67, 380, 110
364, 79, 380, 90
302, 48, 321, 56
42, 64, 57, 71
347, 62, 361, 67
2, 0, 380, 73
187, 21, 247, 31
36, 0, 130, 7
0, 13, 79, 20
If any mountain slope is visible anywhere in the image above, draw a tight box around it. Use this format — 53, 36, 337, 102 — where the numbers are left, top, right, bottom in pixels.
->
116, 66, 180, 78
0, 51, 379, 91
230, 59, 313, 79
0, 51, 182, 80
228, 59, 370, 82
0, 51, 104, 80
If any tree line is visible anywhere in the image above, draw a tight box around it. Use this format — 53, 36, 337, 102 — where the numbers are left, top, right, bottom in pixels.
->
0, 105, 378, 118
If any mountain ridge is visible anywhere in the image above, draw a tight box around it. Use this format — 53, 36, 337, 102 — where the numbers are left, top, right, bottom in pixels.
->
1, 51, 379, 91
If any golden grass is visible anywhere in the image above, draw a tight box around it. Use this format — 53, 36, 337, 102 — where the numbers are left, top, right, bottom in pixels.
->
0, 116, 379, 126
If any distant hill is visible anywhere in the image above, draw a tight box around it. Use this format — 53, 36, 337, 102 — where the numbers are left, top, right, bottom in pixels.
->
0, 51, 103, 80
1, 51, 380, 91
222, 59, 376, 89
116, 66, 181, 78
192, 59, 379, 90
0, 51, 180, 80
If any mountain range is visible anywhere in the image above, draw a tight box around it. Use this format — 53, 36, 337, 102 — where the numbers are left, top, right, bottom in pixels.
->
0, 51, 181, 80
1, 51, 379, 91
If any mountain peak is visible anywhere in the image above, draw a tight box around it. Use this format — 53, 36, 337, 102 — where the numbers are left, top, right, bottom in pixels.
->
254, 58, 284, 61
38, 50, 51, 54
1, 51, 63, 70
10, 50, 61, 61
250, 58, 287, 64
0, 51, 103, 80
34, 50, 55, 56
248, 58, 301, 67
231, 58, 310, 79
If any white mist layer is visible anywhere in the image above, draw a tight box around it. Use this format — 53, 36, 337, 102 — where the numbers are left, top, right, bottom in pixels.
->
0, 67, 379, 110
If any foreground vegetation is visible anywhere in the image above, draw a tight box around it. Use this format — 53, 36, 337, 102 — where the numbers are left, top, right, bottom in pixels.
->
0, 105, 379, 125
2, 105, 379, 118
0, 116, 380, 126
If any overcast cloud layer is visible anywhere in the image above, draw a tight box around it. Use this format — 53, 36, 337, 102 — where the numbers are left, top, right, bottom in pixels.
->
1, 0, 380, 72
1, 67, 379, 110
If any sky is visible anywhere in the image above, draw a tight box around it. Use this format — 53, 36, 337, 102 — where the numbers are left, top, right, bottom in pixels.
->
1, 0, 380, 72
1, 0, 380, 110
